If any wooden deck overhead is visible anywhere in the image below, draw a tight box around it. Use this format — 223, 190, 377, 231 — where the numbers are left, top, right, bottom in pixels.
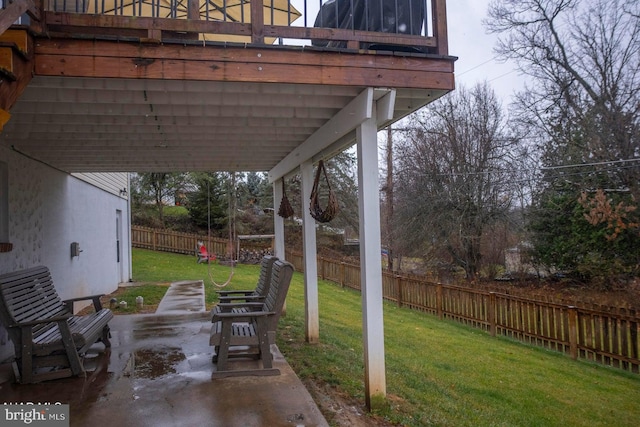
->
0, 0, 456, 174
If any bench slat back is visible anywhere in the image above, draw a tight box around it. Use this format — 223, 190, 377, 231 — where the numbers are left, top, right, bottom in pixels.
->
0, 266, 67, 332
262, 260, 294, 331
254, 255, 278, 298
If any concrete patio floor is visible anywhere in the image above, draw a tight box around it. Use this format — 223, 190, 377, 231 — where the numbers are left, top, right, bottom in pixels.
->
0, 281, 329, 427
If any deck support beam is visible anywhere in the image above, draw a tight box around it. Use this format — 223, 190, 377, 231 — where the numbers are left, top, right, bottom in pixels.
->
357, 98, 388, 410
291, 87, 394, 409
300, 160, 320, 343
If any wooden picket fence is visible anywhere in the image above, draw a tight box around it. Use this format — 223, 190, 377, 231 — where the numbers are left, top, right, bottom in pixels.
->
131, 226, 231, 257
131, 226, 273, 259
131, 227, 640, 374
286, 252, 640, 374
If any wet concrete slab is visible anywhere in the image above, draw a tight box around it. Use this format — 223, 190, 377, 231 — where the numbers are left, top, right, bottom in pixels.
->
155, 280, 206, 314
0, 281, 328, 427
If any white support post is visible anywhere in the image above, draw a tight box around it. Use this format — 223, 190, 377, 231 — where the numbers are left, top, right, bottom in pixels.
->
301, 160, 320, 343
357, 102, 387, 409
272, 179, 285, 260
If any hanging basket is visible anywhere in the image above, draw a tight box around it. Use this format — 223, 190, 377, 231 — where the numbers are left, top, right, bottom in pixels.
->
278, 180, 295, 218
309, 160, 339, 223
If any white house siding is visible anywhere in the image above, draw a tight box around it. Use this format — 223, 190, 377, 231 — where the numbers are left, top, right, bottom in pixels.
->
0, 146, 131, 362
73, 172, 129, 197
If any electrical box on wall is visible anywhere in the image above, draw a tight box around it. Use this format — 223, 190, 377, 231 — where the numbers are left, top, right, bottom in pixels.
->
70, 242, 82, 258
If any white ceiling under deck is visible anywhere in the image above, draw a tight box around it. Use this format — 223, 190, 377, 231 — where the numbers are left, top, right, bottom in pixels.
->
0, 76, 443, 174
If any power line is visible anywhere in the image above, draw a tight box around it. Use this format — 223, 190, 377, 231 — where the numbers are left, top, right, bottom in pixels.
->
407, 159, 639, 180
540, 158, 640, 170
457, 57, 498, 76
487, 69, 518, 83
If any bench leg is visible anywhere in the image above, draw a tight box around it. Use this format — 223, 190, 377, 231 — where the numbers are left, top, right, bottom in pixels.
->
255, 318, 273, 369
102, 325, 112, 348
20, 327, 34, 384
58, 321, 85, 377
215, 320, 232, 371
11, 360, 21, 383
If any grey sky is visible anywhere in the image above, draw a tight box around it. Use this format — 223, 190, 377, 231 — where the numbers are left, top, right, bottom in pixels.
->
447, 0, 524, 104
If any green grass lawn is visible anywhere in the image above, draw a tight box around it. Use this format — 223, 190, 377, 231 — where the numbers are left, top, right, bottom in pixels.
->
131, 247, 261, 307
131, 248, 640, 426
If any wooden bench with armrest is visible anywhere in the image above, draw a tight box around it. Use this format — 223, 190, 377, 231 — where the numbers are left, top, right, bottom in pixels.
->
209, 259, 294, 378
0, 266, 113, 383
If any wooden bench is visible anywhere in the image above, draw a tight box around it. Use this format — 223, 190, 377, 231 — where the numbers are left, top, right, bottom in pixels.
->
210, 259, 294, 378
0, 266, 113, 383
210, 255, 278, 318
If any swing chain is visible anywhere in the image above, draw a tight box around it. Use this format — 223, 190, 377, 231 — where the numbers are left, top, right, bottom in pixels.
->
205, 174, 234, 288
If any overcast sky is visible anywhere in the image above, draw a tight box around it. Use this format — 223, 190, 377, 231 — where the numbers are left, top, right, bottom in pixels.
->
447, 0, 524, 104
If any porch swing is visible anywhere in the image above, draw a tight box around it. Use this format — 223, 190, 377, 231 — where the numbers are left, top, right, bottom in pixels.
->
204, 174, 236, 289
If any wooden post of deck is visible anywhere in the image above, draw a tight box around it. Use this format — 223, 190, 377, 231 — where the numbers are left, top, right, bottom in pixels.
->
432, 0, 449, 56
357, 98, 387, 410
187, 0, 200, 20
251, 0, 265, 44
301, 160, 319, 344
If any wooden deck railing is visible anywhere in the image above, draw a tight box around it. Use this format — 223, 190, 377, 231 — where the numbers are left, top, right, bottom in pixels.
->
0, 0, 41, 34
2, 0, 448, 55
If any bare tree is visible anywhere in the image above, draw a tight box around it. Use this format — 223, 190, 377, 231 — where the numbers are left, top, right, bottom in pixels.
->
486, 0, 640, 282
394, 83, 521, 279
486, 0, 640, 196
381, 126, 396, 271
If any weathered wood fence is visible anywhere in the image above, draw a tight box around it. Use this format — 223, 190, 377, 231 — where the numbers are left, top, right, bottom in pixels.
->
285, 251, 640, 374
131, 227, 639, 374
131, 226, 231, 256
131, 226, 272, 258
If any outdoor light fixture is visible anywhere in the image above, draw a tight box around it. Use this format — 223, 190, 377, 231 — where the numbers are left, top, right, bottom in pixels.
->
119, 188, 127, 196
70, 242, 82, 258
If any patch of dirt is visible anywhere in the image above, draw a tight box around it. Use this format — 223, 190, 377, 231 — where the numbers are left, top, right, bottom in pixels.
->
134, 347, 186, 379
302, 380, 397, 427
